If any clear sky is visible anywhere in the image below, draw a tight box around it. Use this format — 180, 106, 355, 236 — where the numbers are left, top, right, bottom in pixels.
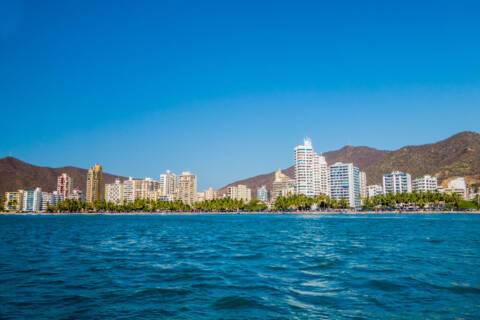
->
1, 0, 479, 189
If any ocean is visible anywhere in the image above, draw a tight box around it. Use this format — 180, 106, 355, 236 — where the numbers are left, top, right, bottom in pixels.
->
0, 214, 479, 319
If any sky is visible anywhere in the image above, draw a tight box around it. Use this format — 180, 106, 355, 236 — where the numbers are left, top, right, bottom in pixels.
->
0, 0, 479, 189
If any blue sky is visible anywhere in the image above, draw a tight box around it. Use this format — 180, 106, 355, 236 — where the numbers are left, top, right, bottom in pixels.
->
1, 0, 479, 189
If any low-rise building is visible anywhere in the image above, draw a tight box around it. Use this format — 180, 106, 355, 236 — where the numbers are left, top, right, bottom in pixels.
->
227, 184, 252, 202
271, 170, 295, 203
4, 190, 24, 212
367, 185, 383, 198
412, 175, 438, 193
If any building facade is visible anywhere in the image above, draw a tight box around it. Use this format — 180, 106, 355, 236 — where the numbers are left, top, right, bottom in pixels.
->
105, 179, 124, 204
382, 171, 412, 195
4, 190, 24, 212
367, 185, 383, 198
86, 164, 104, 203
271, 169, 295, 203
329, 162, 361, 208
227, 185, 252, 202
22, 188, 42, 212
159, 170, 178, 200
256, 185, 268, 202
178, 172, 197, 205
412, 175, 438, 193
57, 173, 73, 199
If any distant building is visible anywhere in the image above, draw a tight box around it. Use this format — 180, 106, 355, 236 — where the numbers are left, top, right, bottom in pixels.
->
196, 192, 205, 202
57, 173, 73, 199
257, 185, 268, 202
204, 187, 218, 201
295, 138, 329, 197
412, 175, 438, 193
159, 170, 178, 200
22, 188, 42, 212
41, 191, 62, 211
86, 164, 104, 203
367, 185, 383, 198
441, 177, 468, 199
329, 162, 361, 208
383, 171, 412, 195
178, 172, 197, 205
271, 169, 295, 203
360, 171, 367, 199
71, 188, 84, 201
106, 179, 124, 204
4, 190, 24, 212
227, 185, 252, 202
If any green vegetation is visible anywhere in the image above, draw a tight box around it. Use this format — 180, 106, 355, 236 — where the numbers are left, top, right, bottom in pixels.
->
363, 191, 480, 211
47, 198, 268, 213
273, 194, 347, 211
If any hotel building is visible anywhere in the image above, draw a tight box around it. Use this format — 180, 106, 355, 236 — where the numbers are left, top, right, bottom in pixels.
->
367, 185, 383, 198
159, 170, 178, 200
22, 188, 42, 212
257, 185, 268, 202
271, 169, 295, 203
329, 162, 361, 208
86, 164, 104, 203
295, 138, 329, 197
412, 175, 438, 193
382, 171, 412, 195
227, 184, 252, 202
3, 190, 24, 212
178, 172, 197, 205
57, 173, 73, 199
105, 179, 124, 204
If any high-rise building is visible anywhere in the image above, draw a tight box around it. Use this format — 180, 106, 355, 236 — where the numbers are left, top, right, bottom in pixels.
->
3, 190, 24, 212
271, 169, 295, 203
360, 171, 367, 199
314, 154, 330, 196
294, 138, 315, 197
141, 178, 160, 200
204, 187, 218, 201
57, 173, 73, 199
122, 177, 142, 203
295, 138, 329, 197
22, 188, 42, 212
159, 170, 178, 200
178, 172, 197, 205
383, 171, 412, 194
86, 164, 104, 203
412, 175, 438, 193
227, 185, 252, 202
106, 179, 124, 204
41, 191, 62, 211
257, 185, 268, 202
329, 162, 361, 208
367, 185, 383, 198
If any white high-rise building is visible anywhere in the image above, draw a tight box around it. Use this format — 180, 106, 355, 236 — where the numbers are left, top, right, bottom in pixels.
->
367, 185, 383, 198
256, 185, 268, 202
23, 188, 42, 212
57, 173, 73, 199
314, 154, 330, 196
159, 170, 178, 200
122, 177, 137, 203
329, 162, 361, 208
227, 185, 252, 202
383, 171, 412, 194
41, 191, 62, 211
360, 171, 367, 199
412, 175, 438, 193
106, 179, 124, 204
295, 138, 329, 197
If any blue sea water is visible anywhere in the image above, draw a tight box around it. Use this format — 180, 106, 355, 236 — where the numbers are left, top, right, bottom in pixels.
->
0, 214, 479, 319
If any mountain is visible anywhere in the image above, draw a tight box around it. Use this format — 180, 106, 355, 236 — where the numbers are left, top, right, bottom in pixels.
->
0, 157, 125, 195
219, 131, 480, 194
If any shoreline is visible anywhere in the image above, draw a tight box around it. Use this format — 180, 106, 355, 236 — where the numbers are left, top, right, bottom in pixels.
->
1, 210, 480, 216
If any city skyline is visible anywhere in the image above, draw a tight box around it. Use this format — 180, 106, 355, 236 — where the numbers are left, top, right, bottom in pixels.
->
1, 1, 480, 189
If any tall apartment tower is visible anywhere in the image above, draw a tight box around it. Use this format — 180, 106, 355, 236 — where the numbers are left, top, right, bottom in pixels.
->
178, 172, 197, 206
295, 138, 329, 197
57, 173, 73, 199
329, 162, 361, 208
383, 171, 412, 195
159, 170, 178, 200
86, 164, 104, 203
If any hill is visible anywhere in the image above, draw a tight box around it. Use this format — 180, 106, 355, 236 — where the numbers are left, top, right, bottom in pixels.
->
0, 157, 125, 195
220, 131, 480, 195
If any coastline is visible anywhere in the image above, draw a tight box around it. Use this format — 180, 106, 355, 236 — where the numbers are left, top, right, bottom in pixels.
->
1, 210, 480, 215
